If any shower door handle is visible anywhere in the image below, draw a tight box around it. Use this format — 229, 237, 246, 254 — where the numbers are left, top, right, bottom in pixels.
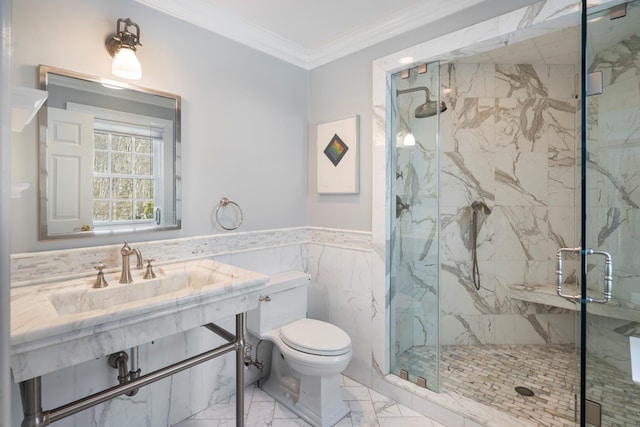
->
584, 249, 613, 304
556, 247, 612, 304
556, 247, 581, 302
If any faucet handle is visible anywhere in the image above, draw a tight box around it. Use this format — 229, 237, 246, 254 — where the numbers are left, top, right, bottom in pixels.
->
121, 241, 132, 254
93, 263, 109, 288
143, 259, 156, 280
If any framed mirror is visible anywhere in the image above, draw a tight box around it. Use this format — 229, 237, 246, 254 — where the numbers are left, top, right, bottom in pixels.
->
38, 65, 181, 239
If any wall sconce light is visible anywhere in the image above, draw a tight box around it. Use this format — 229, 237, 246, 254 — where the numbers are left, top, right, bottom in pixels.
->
106, 18, 142, 80
403, 132, 416, 146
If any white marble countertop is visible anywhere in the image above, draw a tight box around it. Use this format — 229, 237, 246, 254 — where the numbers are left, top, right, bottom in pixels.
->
10, 258, 269, 382
510, 283, 640, 323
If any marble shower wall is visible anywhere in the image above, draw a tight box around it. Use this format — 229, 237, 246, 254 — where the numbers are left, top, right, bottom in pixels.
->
438, 62, 578, 346
584, 29, 640, 374
392, 66, 441, 362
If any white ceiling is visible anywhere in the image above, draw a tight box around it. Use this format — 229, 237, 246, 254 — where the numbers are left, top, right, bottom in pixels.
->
135, 0, 537, 69
136, 0, 638, 69
200, 0, 426, 51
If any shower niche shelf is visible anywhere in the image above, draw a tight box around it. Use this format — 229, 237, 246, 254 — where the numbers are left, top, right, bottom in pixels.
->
510, 284, 640, 323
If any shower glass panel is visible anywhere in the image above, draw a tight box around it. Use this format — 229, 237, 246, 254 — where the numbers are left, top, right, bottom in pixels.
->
389, 62, 441, 391
583, 1, 640, 425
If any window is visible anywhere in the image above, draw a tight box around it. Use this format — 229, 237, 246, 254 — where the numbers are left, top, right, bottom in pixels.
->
66, 102, 174, 231
93, 124, 161, 226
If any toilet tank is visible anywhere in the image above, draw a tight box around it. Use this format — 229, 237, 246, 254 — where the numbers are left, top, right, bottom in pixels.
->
246, 271, 310, 336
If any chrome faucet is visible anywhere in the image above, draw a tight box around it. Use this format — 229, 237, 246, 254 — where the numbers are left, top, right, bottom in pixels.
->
119, 241, 143, 283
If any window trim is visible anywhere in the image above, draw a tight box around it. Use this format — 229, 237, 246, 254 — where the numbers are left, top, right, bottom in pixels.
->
67, 102, 173, 228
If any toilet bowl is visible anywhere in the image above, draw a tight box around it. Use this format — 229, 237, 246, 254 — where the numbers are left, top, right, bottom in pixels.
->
246, 271, 352, 427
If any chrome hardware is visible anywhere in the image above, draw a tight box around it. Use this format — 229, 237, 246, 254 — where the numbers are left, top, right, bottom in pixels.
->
399, 369, 409, 380
586, 249, 613, 304
556, 247, 581, 302
143, 258, 156, 279
243, 342, 264, 372
259, 295, 271, 302
215, 197, 244, 231
416, 376, 427, 388
119, 241, 143, 284
108, 352, 129, 385
93, 262, 108, 288
556, 247, 613, 304
19, 315, 247, 427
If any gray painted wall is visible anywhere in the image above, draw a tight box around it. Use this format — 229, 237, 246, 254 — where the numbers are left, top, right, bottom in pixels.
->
307, 0, 538, 231
11, 0, 539, 250
11, 0, 309, 253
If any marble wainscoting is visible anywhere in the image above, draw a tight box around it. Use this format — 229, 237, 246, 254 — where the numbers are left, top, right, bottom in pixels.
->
10, 228, 308, 287
9, 228, 306, 427
8, 227, 384, 427
306, 227, 375, 388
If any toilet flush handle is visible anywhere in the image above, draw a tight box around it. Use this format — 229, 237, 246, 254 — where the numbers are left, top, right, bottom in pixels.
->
259, 295, 271, 302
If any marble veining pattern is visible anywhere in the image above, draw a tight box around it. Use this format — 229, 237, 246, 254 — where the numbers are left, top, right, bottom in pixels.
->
173, 375, 445, 427
9, 227, 373, 427
373, 2, 593, 426
583, 5, 640, 374
10, 228, 310, 287
391, 60, 578, 365
10, 259, 269, 381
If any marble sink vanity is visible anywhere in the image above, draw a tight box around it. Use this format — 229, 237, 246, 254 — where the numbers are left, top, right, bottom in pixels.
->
10, 257, 269, 426
11, 258, 268, 381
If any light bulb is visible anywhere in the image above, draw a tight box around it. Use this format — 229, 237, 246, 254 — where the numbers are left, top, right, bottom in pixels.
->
112, 46, 142, 80
403, 132, 416, 146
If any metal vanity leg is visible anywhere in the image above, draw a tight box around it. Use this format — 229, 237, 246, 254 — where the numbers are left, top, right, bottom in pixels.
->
19, 377, 48, 426
17, 315, 248, 426
236, 313, 245, 427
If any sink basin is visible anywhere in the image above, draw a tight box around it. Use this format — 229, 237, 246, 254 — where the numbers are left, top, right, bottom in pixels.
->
11, 257, 269, 382
47, 259, 252, 315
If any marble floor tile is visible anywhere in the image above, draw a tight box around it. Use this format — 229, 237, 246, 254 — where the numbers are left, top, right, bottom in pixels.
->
175, 345, 640, 427
173, 375, 441, 427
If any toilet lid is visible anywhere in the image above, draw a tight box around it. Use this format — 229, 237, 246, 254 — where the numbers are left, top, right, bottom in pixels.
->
280, 318, 351, 356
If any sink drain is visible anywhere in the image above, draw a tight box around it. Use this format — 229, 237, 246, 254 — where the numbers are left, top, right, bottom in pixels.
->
515, 386, 535, 397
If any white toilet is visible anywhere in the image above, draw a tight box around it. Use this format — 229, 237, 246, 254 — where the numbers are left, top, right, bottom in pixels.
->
246, 271, 352, 427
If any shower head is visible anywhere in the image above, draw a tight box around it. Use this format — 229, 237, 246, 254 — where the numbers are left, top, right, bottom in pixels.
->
396, 86, 447, 118
471, 201, 492, 215
415, 100, 447, 118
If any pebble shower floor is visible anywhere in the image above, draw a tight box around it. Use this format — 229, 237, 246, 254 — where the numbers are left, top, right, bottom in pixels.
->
398, 344, 640, 426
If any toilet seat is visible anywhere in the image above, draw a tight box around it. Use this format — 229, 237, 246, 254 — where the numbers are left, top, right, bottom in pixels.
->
280, 318, 351, 356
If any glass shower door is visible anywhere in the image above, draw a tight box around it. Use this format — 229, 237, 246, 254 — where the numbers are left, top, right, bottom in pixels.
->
580, 1, 640, 425
389, 62, 441, 391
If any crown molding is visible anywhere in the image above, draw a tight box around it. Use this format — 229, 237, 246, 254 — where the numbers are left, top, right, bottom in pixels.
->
308, 0, 487, 68
135, 0, 310, 68
136, 0, 487, 70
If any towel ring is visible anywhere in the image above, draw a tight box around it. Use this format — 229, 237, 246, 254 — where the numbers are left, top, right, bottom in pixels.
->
215, 197, 243, 231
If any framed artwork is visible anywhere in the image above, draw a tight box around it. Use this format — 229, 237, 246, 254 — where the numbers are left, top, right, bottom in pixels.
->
316, 115, 359, 194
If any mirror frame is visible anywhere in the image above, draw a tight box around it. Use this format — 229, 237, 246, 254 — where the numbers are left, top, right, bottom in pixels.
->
38, 65, 182, 239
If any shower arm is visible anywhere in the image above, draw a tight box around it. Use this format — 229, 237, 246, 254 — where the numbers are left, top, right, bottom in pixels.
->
396, 86, 430, 98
